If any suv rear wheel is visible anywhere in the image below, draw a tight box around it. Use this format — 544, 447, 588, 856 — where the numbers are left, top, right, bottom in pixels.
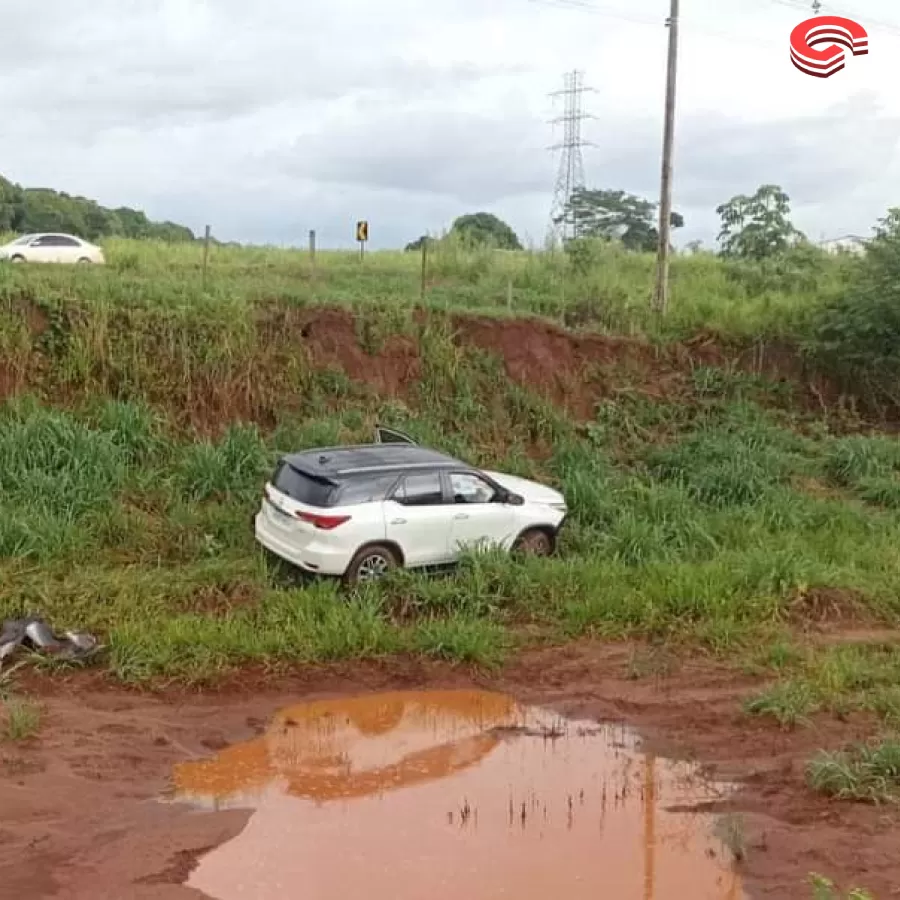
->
344, 544, 400, 586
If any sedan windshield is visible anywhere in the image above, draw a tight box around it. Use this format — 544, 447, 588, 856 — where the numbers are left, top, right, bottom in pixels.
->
12, 235, 36, 245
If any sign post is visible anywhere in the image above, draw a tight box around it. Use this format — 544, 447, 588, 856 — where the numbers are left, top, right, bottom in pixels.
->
356, 220, 368, 260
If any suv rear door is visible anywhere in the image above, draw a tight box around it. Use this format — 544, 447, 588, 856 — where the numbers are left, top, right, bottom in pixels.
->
384, 471, 454, 568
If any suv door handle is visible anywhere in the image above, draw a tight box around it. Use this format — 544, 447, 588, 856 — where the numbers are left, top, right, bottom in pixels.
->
391, 518, 407, 525
454, 513, 470, 520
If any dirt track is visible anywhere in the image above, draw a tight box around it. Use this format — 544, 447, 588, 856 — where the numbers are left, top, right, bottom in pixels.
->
1, 641, 898, 900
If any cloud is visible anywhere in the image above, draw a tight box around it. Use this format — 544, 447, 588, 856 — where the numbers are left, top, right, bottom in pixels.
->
1, 0, 899, 247
270, 102, 548, 205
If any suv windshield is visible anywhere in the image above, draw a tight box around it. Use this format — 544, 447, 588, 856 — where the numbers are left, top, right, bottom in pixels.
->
271, 461, 335, 507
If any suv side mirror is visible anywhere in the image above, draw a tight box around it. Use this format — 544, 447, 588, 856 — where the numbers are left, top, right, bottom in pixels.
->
505, 492, 524, 506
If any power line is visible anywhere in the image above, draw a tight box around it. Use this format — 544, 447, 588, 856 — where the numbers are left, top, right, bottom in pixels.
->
528, 0, 900, 43
527, 0, 782, 48
754, 0, 900, 38
526, 0, 659, 27
547, 70, 596, 244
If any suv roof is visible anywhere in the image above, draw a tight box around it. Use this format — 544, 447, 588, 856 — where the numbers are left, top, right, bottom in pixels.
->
282, 443, 469, 481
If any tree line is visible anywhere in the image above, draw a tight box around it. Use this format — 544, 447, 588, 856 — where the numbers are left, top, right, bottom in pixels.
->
0, 175, 195, 243
411, 184, 834, 261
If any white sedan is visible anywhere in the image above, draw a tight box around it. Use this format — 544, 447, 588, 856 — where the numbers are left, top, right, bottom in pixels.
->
0, 233, 105, 265
254, 426, 568, 585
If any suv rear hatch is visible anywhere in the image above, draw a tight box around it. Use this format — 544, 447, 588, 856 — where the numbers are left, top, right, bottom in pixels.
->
263, 460, 352, 532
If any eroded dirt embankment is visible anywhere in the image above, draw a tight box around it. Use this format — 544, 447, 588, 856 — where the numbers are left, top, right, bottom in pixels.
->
0, 301, 838, 433
1, 644, 896, 900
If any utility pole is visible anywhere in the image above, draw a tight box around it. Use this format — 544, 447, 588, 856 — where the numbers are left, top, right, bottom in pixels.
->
652, 0, 680, 314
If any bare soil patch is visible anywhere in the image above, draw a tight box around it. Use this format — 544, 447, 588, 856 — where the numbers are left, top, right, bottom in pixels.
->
786, 586, 876, 633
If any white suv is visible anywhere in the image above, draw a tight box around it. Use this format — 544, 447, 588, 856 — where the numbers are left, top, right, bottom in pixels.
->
254, 427, 568, 585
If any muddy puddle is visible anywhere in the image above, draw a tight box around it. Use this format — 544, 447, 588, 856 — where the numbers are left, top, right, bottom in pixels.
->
170, 690, 745, 899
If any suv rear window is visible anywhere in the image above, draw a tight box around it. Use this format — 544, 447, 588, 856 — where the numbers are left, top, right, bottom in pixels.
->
271, 461, 335, 507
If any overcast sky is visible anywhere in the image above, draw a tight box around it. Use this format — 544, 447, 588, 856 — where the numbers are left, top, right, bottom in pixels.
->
3, 0, 899, 249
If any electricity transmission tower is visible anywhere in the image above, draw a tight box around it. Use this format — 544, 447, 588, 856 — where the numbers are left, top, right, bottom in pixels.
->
547, 70, 595, 245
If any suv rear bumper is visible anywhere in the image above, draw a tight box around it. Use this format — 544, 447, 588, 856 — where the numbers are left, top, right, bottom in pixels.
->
254, 511, 351, 576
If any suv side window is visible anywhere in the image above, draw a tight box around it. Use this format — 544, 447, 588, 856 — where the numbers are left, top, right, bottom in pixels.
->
335, 473, 399, 505
449, 472, 497, 504
393, 473, 444, 507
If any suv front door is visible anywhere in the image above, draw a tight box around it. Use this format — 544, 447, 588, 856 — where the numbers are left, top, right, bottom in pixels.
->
384, 472, 454, 569
445, 471, 516, 557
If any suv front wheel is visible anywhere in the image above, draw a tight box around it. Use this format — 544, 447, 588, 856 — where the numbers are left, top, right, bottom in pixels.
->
512, 528, 555, 557
343, 544, 400, 587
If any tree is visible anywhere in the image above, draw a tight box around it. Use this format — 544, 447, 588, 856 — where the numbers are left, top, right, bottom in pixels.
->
449, 213, 522, 250
0, 172, 195, 242
556, 188, 683, 251
0, 176, 24, 231
716, 184, 804, 259
809, 208, 900, 412
404, 235, 429, 252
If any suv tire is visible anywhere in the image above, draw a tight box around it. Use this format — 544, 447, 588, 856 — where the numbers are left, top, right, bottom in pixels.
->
344, 543, 400, 586
512, 528, 554, 557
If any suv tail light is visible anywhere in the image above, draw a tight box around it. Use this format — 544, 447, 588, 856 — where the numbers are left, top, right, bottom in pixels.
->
294, 511, 351, 530
265, 487, 350, 529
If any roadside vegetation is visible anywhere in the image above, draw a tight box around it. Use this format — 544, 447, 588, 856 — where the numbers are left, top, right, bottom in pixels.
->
0, 225, 857, 341
807, 739, 900, 805
0, 692, 41, 742
809, 875, 874, 900
2, 190, 900, 834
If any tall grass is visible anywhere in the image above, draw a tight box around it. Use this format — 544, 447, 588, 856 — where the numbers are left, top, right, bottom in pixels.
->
2, 359, 900, 683
0, 234, 853, 340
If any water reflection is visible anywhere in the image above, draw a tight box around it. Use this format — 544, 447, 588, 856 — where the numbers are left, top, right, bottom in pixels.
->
172, 690, 745, 900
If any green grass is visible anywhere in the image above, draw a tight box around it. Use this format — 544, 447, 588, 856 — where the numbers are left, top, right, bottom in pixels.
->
744, 643, 900, 729
807, 738, 900, 804
1, 376, 900, 686
744, 682, 820, 730
0, 232, 854, 341
809, 875, 875, 900
1, 697, 42, 741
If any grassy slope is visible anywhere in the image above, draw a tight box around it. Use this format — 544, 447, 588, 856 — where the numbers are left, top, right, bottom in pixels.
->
1, 238, 899, 737
0, 232, 855, 338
